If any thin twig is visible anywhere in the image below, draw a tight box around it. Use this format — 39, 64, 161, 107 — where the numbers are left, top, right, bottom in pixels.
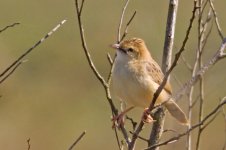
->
129, 131, 148, 142
200, 0, 208, 16
190, 95, 200, 108
74, 0, 107, 88
0, 22, 20, 33
113, 125, 122, 150
144, 97, 226, 149
0, 20, 67, 78
222, 107, 226, 150
126, 115, 137, 131
195, 0, 205, 148
68, 131, 86, 150
163, 129, 178, 134
107, 55, 115, 85
201, 110, 220, 130
208, 0, 224, 40
27, 138, 31, 150
107, 53, 113, 65
201, 20, 213, 51
181, 55, 193, 71
0, 60, 27, 84
117, 0, 131, 43
120, 11, 137, 42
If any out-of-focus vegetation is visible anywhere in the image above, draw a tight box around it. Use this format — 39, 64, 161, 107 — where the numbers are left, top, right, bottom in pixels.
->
0, 0, 226, 149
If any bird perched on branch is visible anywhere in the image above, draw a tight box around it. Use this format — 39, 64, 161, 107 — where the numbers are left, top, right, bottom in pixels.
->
111, 38, 188, 126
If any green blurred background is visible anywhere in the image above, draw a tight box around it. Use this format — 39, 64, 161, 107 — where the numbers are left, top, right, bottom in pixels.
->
1, 0, 226, 149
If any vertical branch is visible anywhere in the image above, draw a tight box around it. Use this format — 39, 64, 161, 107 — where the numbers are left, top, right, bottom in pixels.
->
162, 0, 178, 74
196, 0, 205, 149
222, 107, 226, 150
187, 1, 213, 149
148, 108, 166, 149
149, 0, 178, 149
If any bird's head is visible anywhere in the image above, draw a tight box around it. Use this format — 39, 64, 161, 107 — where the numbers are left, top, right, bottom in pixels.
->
111, 38, 151, 61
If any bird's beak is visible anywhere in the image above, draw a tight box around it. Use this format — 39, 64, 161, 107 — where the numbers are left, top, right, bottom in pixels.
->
110, 43, 120, 49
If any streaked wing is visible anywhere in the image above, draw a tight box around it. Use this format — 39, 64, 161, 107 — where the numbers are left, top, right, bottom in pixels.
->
145, 60, 172, 94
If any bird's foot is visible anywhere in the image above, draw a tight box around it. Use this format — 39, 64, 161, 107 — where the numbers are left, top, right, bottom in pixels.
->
142, 108, 155, 123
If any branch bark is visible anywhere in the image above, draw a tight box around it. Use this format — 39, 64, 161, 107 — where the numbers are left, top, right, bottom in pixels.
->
148, 0, 179, 149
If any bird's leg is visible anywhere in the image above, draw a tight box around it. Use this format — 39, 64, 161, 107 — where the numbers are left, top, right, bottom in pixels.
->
142, 108, 155, 123
112, 106, 134, 128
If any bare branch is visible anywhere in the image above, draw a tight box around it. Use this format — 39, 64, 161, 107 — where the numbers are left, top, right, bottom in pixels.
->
190, 95, 200, 108
129, 131, 148, 142
162, 0, 179, 74
0, 20, 67, 79
126, 115, 138, 131
208, 0, 224, 40
74, 0, 107, 87
106, 54, 115, 84
144, 97, 226, 150
195, 1, 206, 148
107, 53, 113, 65
113, 126, 122, 150
0, 60, 27, 84
222, 107, 226, 150
120, 11, 137, 42
0, 22, 20, 33
163, 129, 178, 134
181, 55, 193, 71
68, 131, 86, 150
201, 110, 220, 130
27, 138, 31, 150
117, 0, 131, 43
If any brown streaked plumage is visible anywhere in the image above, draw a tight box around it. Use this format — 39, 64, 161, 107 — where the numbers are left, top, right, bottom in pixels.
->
111, 38, 188, 125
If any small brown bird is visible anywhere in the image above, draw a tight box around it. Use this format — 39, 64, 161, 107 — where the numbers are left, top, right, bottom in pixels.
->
111, 38, 188, 125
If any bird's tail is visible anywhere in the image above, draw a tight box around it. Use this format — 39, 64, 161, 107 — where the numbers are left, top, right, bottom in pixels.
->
164, 99, 189, 125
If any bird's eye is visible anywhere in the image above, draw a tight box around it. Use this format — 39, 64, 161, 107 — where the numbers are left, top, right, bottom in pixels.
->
128, 48, 134, 52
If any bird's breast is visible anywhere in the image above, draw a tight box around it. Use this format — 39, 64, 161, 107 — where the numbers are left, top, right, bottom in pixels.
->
112, 60, 158, 108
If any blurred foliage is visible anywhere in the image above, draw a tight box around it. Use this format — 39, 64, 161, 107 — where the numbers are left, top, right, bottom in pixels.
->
0, 0, 226, 149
